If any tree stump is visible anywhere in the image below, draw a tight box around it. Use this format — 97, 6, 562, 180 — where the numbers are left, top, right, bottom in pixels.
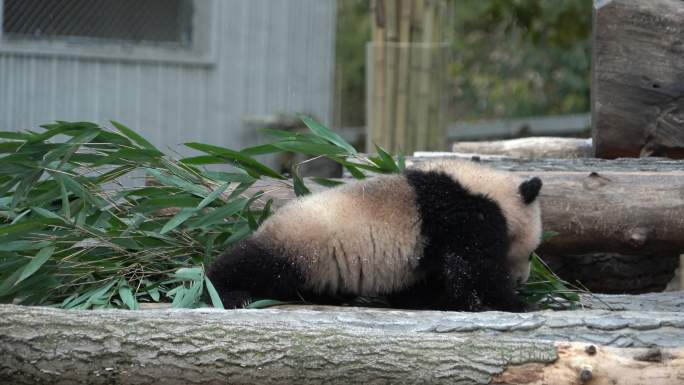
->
592, 0, 684, 158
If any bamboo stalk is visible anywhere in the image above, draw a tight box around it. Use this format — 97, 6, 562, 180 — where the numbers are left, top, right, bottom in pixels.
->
414, 3, 435, 151
383, 0, 399, 151
407, 0, 425, 154
394, 1, 413, 153
369, 0, 387, 152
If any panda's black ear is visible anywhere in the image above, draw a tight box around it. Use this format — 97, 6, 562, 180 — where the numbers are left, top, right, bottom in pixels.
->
519, 177, 542, 204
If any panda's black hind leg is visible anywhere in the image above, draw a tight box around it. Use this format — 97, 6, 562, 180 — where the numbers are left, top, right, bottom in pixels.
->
207, 238, 304, 309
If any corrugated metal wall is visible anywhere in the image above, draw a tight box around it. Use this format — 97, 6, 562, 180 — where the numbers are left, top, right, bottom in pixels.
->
0, 0, 336, 157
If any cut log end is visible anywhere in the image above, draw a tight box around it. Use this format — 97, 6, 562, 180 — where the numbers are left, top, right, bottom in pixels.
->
493, 343, 684, 385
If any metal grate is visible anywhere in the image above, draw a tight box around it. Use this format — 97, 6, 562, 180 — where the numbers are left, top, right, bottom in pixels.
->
2, 0, 193, 44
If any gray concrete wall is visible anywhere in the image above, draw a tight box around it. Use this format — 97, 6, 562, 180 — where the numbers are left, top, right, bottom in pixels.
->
0, 0, 336, 158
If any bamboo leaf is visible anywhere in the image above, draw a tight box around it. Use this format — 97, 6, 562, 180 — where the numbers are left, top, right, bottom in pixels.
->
375, 144, 401, 173
14, 247, 55, 286
197, 182, 231, 209
200, 172, 256, 184
148, 286, 160, 302
272, 140, 348, 156
173, 267, 203, 281
180, 155, 227, 165
299, 115, 357, 154
0, 270, 25, 297
111, 121, 158, 150
30, 207, 66, 221
258, 199, 273, 225
246, 299, 295, 309
185, 142, 285, 180
0, 218, 61, 236
240, 144, 281, 156
345, 164, 365, 179
170, 286, 188, 308
204, 276, 224, 309
311, 177, 344, 187
292, 168, 310, 197
224, 222, 251, 245
187, 198, 248, 229
145, 168, 207, 196
118, 283, 139, 310
0, 240, 51, 251
50, 172, 108, 209
397, 150, 406, 171
160, 207, 197, 234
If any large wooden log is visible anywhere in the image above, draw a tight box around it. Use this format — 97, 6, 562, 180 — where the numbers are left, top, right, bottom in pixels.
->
411, 152, 684, 172
592, 0, 684, 159
545, 252, 678, 294
451, 137, 593, 159
2, 304, 684, 385
579, 291, 684, 312
531, 171, 684, 257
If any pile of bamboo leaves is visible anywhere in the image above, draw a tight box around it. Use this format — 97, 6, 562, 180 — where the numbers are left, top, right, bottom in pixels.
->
0, 117, 578, 310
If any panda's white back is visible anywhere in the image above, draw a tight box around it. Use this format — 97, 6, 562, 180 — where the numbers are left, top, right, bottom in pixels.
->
253, 174, 424, 296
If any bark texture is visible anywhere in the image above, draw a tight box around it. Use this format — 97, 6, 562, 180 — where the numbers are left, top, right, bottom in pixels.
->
2, 304, 684, 385
410, 153, 684, 172
451, 137, 593, 159
592, 0, 684, 159
531, 171, 684, 258
579, 292, 684, 312
545, 252, 678, 293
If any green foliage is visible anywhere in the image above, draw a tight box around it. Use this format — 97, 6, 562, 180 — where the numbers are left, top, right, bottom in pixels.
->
0, 118, 398, 309
518, 231, 582, 308
334, 1, 592, 124
0, 117, 578, 310
334, 0, 371, 127
450, 0, 592, 120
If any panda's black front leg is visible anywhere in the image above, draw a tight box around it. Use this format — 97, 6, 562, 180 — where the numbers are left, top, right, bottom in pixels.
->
218, 290, 253, 309
475, 255, 527, 312
441, 253, 483, 311
442, 252, 526, 312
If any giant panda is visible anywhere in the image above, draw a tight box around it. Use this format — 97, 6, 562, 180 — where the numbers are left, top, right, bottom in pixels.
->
207, 159, 542, 311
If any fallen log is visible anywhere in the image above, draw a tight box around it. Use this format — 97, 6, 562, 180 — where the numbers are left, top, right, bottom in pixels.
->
592, 0, 684, 159
451, 137, 593, 159
2, 304, 684, 385
545, 252, 678, 294
578, 291, 684, 312
531, 171, 684, 258
411, 152, 684, 172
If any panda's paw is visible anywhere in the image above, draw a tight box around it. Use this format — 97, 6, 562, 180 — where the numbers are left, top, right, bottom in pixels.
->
220, 290, 253, 309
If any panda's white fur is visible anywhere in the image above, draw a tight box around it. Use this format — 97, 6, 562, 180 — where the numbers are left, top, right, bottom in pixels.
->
208, 159, 543, 311
255, 174, 424, 296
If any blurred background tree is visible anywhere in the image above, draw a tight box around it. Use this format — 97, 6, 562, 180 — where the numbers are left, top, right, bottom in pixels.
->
334, 0, 371, 128
334, 0, 592, 127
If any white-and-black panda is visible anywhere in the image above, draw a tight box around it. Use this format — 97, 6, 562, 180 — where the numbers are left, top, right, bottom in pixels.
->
207, 160, 542, 311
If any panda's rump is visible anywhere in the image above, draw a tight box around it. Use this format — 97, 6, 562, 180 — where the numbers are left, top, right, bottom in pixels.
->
254, 174, 424, 296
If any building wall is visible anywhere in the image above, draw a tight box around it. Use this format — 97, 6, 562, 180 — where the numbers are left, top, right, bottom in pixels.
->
0, 0, 336, 157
